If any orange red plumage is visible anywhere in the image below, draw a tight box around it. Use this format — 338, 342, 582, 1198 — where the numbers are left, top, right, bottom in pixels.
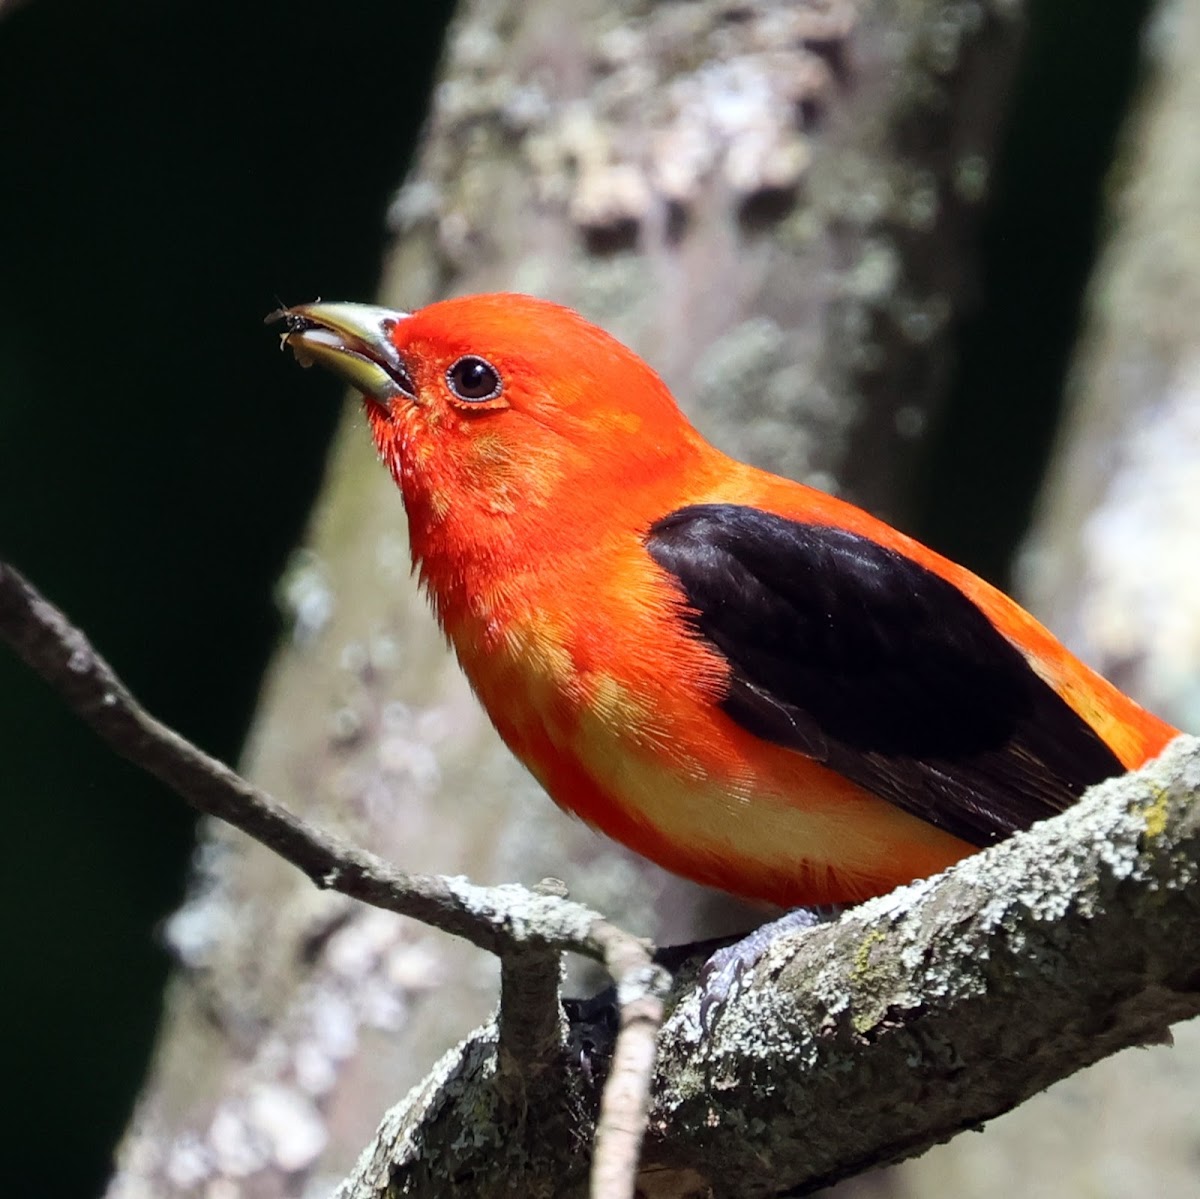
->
275, 293, 1177, 908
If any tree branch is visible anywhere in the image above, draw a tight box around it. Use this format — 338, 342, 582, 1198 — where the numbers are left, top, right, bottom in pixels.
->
0, 559, 667, 1199
647, 734, 1200, 1192
336, 735, 1200, 1197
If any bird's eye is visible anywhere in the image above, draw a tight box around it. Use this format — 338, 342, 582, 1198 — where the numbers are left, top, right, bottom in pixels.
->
446, 356, 502, 403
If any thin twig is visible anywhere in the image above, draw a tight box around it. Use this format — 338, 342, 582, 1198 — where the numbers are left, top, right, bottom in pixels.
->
0, 559, 664, 1199
592, 929, 671, 1199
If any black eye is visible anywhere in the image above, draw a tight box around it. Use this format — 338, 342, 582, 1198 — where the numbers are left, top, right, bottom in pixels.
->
447, 355, 502, 402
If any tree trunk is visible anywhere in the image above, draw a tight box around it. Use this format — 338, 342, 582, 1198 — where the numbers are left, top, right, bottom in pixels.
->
105, 2, 1042, 1196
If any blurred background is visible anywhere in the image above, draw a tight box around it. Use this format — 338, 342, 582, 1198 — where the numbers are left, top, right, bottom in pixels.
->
1, 0, 1196, 1196
0, 2, 455, 1192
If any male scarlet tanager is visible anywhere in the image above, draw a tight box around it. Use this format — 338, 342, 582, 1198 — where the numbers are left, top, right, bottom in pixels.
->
274, 293, 1178, 909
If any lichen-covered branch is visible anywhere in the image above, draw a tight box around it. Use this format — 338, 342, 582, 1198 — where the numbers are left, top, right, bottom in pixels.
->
339, 735, 1200, 1198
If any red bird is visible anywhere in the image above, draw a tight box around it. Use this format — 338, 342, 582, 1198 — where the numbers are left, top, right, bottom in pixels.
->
276, 294, 1178, 908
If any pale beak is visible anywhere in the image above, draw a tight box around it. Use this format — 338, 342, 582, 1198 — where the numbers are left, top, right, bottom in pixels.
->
268, 301, 414, 404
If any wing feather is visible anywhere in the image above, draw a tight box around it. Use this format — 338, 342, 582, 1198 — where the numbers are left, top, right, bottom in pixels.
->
646, 504, 1123, 847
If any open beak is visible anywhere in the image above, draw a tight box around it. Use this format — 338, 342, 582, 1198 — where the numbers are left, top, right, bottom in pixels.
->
268, 301, 414, 404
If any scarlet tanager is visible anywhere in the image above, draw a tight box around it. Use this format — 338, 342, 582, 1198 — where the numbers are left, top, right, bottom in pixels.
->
274, 294, 1178, 908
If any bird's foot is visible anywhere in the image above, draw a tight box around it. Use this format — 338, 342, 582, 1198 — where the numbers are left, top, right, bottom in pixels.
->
697, 906, 837, 1031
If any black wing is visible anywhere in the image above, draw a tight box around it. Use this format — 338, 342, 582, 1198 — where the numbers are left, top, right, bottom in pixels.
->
645, 503, 1123, 847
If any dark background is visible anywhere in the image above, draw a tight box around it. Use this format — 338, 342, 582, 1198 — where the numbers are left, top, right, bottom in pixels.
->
0, 0, 1151, 1194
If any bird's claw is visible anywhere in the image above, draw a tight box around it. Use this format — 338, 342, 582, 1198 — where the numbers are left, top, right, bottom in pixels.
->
696, 907, 833, 1032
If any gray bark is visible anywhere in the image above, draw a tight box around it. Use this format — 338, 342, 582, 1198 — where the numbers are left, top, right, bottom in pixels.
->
1018, 0, 1200, 732
338, 737, 1200, 1199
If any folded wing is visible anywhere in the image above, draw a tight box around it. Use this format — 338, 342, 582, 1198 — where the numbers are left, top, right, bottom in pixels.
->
646, 503, 1123, 847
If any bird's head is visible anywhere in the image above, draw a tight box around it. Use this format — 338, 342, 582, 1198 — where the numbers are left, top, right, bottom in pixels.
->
272, 293, 705, 551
